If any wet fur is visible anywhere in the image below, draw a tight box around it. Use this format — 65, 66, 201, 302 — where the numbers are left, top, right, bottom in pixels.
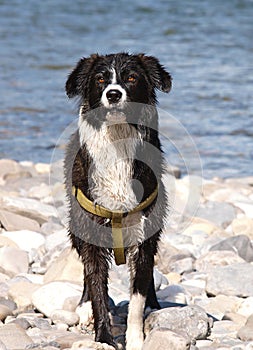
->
64, 53, 172, 349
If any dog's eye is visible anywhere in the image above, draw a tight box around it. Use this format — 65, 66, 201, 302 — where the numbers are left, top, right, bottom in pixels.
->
98, 77, 105, 84
127, 75, 136, 83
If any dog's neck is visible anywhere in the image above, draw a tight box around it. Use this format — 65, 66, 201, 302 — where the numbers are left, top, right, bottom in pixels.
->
78, 110, 142, 211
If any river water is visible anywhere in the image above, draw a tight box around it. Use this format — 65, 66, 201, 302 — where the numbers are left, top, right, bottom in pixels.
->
1, 0, 252, 178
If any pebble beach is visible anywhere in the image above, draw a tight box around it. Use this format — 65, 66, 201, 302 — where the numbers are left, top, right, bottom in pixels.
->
0, 158, 253, 350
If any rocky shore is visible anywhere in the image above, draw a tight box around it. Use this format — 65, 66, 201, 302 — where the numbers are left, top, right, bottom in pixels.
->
0, 158, 253, 350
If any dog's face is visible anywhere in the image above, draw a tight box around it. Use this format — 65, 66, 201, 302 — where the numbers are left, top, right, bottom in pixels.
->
66, 53, 172, 125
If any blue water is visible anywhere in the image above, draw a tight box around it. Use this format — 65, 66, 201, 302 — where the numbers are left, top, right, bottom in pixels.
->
0, 0, 253, 178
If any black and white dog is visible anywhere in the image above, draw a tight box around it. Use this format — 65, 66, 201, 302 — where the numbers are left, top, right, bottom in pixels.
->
64, 53, 172, 350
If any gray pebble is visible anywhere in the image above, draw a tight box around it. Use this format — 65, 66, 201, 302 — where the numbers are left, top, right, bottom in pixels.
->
206, 263, 253, 297
145, 305, 211, 341
210, 234, 253, 262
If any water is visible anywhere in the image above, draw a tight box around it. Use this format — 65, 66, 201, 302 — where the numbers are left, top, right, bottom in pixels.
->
0, 0, 253, 178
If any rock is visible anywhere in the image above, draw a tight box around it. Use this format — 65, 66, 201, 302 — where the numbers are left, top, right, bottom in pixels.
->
1, 230, 45, 253
41, 221, 65, 236
170, 256, 195, 274
156, 285, 188, 304
0, 159, 21, 179
70, 338, 115, 349
8, 281, 40, 310
181, 276, 206, 298
32, 281, 82, 317
195, 339, 213, 349
108, 283, 129, 306
35, 162, 50, 174
0, 196, 57, 224
0, 246, 29, 277
206, 263, 253, 297
209, 320, 240, 340
54, 333, 94, 349
0, 236, 18, 249
43, 247, 83, 284
28, 183, 52, 199
232, 217, 253, 240
51, 309, 79, 326
195, 251, 245, 273
184, 217, 220, 236
153, 268, 168, 291
223, 312, 247, 327
44, 227, 70, 250
237, 314, 253, 341
196, 201, 237, 228
111, 324, 126, 337
210, 234, 253, 262
0, 323, 33, 349
0, 305, 12, 321
0, 297, 17, 311
9, 317, 31, 330
144, 305, 211, 341
195, 295, 242, 320
234, 201, 253, 218
143, 328, 190, 350
0, 210, 40, 232
237, 297, 253, 317
28, 317, 52, 330
157, 249, 195, 275
165, 272, 181, 285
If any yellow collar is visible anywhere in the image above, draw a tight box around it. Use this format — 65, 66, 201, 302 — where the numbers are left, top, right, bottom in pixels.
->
72, 185, 158, 265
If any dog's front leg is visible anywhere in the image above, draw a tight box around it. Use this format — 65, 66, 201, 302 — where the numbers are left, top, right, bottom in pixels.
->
126, 241, 156, 350
82, 244, 115, 348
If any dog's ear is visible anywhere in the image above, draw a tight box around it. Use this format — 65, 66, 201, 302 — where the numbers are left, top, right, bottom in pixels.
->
138, 54, 172, 93
66, 54, 98, 98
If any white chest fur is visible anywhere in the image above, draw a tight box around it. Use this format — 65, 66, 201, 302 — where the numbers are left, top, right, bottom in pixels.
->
78, 111, 142, 212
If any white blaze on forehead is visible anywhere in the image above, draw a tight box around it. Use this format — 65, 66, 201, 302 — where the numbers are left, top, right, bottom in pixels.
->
101, 65, 127, 108
111, 67, 117, 84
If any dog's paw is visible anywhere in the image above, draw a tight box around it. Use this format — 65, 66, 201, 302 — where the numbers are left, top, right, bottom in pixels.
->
76, 301, 94, 329
125, 329, 143, 350
125, 338, 143, 350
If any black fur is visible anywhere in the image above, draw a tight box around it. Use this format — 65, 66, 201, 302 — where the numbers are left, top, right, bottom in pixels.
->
64, 53, 172, 348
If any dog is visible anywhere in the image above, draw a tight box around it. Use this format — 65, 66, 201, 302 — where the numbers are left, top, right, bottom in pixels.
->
64, 53, 172, 350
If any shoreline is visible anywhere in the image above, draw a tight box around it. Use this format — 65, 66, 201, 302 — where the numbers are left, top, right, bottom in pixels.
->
0, 158, 253, 349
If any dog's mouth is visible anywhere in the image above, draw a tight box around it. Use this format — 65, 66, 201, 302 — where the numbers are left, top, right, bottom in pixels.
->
105, 109, 126, 123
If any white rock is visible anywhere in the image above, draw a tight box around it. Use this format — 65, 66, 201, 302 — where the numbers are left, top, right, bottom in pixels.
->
156, 285, 188, 304
43, 247, 83, 284
50, 309, 79, 326
195, 251, 245, 273
237, 297, 253, 317
195, 295, 242, 320
32, 281, 82, 317
0, 210, 40, 232
35, 163, 50, 174
234, 201, 253, 218
0, 246, 29, 277
44, 228, 70, 251
1, 230, 45, 253
28, 183, 52, 199
232, 217, 253, 240
0, 196, 57, 223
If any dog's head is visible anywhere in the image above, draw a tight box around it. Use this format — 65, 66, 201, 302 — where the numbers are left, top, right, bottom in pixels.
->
66, 53, 172, 126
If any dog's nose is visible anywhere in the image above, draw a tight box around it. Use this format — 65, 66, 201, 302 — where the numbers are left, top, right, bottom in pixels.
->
106, 89, 122, 104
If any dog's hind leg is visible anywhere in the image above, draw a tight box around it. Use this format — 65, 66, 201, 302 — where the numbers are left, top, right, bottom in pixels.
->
81, 243, 115, 348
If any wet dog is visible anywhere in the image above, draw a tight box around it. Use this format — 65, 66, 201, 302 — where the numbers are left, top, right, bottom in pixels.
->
64, 53, 172, 349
